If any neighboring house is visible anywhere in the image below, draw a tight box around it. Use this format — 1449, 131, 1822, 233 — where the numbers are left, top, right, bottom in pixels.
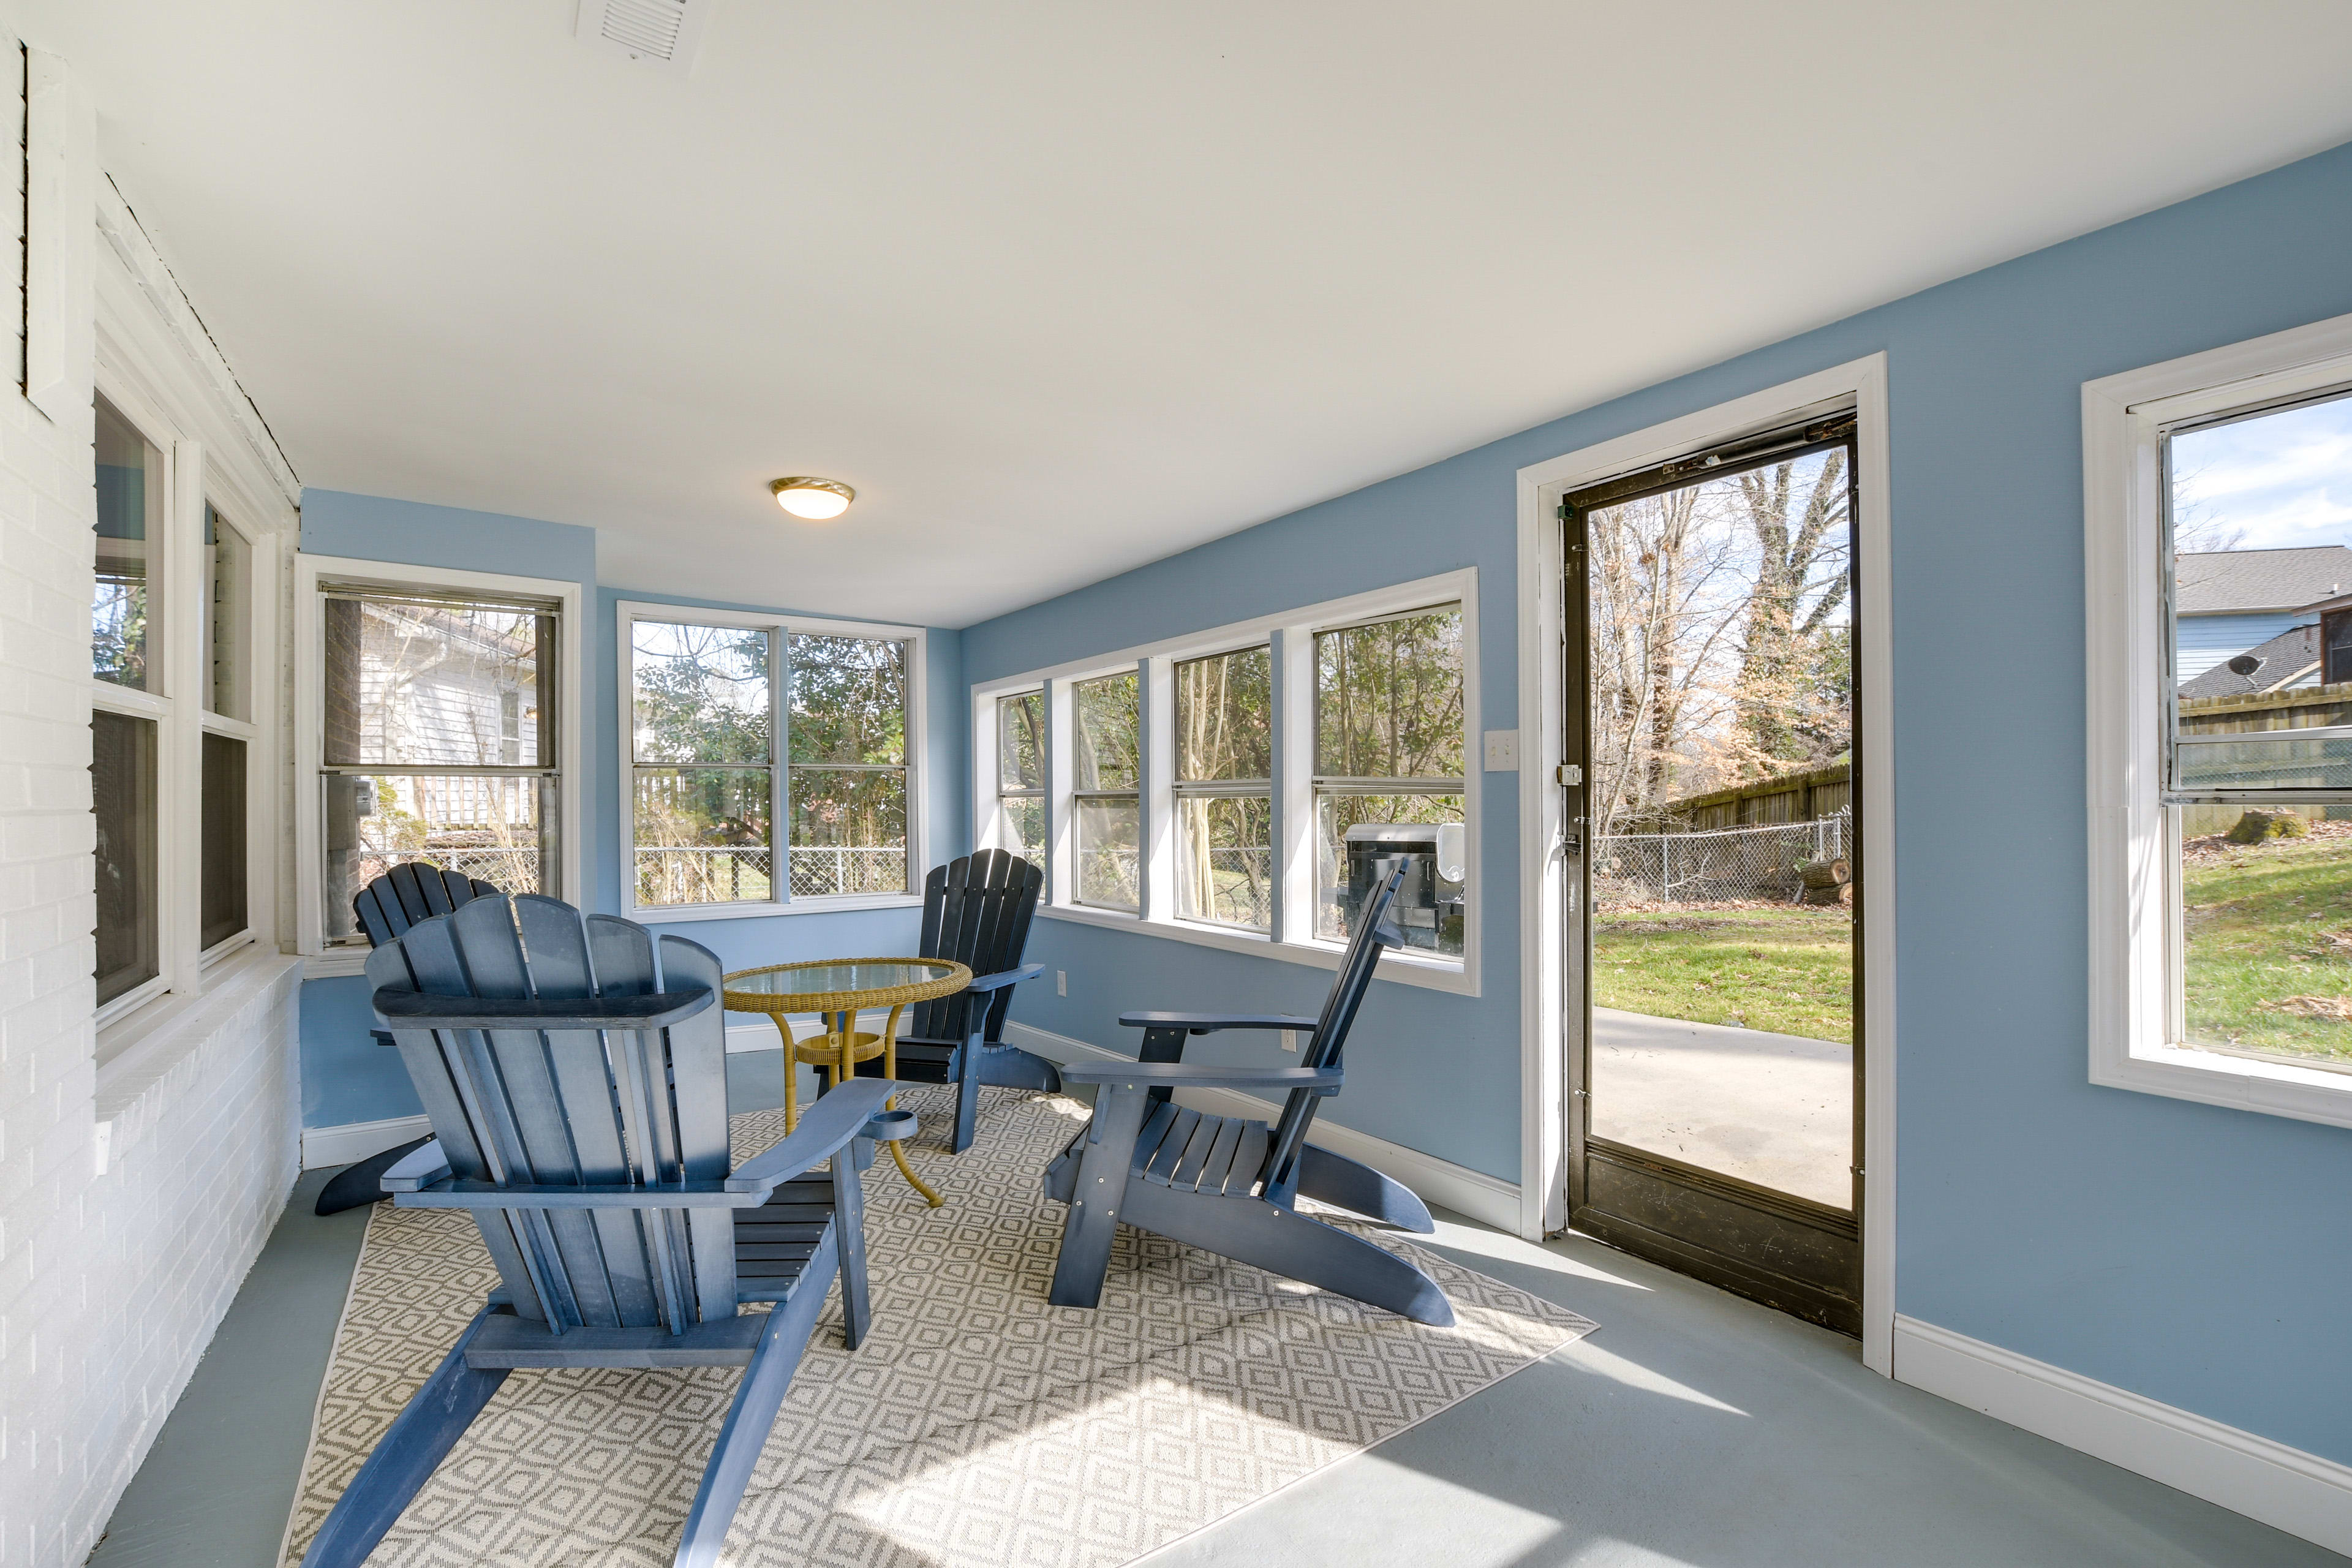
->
2172, 545, 2352, 681
2173, 622, 2322, 699
347, 598, 543, 887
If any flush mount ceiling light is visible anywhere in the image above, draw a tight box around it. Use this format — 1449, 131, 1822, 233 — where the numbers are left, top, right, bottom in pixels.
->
769, 477, 855, 521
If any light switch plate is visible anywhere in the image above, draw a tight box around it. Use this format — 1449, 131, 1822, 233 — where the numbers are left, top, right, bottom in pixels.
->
1056, 970, 1067, 996
1482, 729, 1520, 771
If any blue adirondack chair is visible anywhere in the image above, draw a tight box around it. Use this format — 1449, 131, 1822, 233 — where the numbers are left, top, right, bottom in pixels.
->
846, 849, 1057, 1153
315, 863, 510, 1216
1041, 861, 1453, 1326
301, 893, 908, 1568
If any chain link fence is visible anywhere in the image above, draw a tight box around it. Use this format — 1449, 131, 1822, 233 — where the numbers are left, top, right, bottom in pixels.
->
360, 846, 542, 894
1594, 811, 1849, 905
787, 845, 910, 898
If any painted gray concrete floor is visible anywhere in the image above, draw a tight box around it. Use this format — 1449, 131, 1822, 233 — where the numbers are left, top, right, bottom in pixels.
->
93, 1056, 2343, 1568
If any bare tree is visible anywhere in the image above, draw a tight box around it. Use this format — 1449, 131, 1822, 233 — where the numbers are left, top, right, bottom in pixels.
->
1721, 450, 1852, 778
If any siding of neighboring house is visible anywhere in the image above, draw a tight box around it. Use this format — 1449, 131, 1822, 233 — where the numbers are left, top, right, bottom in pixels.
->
2175, 610, 2315, 680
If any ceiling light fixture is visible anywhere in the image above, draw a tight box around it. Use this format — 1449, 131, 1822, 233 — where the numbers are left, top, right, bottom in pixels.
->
769, 477, 855, 521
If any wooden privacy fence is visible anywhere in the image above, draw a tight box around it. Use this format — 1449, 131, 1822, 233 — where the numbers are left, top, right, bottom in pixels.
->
1667, 761, 1850, 831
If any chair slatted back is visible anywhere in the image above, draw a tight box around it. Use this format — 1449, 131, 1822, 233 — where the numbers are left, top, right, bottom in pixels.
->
352, 862, 505, 948
907, 850, 1043, 1044
366, 894, 736, 1333
1261, 862, 1408, 1197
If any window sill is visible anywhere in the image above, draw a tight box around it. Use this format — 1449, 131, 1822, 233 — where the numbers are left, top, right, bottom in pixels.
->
1035, 902, 1479, 995
2093, 1039, 2352, 1132
303, 947, 372, 979
626, 892, 925, 924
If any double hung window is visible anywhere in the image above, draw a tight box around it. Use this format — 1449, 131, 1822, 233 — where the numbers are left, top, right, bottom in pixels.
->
622, 605, 921, 914
787, 634, 910, 897
631, 619, 774, 906
1072, 671, 1140, 910
2160, 389, 2352, 1073
92, 393, 164, 1005
199, 503, 255, 952
2087, 323, 2352, 1127
92, 390, 265, 1016
1174, 646, 1272, 930
996, 690, 1047, 882
315, 586, 559, 944
974, 571, 1477, 990
1313, 605, 1468, 955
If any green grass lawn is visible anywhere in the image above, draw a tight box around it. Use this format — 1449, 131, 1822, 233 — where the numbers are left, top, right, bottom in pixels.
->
2181, 827, 2352, 1068
1592, 905, 1853, 1044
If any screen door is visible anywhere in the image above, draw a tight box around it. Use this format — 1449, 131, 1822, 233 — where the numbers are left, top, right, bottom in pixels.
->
1561, 413, 1863, 1335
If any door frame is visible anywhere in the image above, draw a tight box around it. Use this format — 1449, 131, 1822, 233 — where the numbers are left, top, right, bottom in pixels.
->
1513, 353, 1897, 1374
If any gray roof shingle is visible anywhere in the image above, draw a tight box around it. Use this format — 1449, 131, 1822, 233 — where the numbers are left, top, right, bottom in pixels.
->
2176, 623, 2321, 698
2175, 546, 2352, 614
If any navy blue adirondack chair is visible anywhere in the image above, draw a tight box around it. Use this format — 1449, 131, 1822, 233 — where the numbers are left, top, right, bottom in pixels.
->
301, 894, 906, 1568
314, 864, 508, 1215
847, 849, 1057, 1153
1041, 862, 1453, 1326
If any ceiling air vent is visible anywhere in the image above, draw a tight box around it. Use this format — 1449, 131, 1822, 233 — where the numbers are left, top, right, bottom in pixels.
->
575, 0, 711, 75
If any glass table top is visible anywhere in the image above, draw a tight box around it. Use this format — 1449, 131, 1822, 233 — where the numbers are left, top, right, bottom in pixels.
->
722, 959, 965, 1001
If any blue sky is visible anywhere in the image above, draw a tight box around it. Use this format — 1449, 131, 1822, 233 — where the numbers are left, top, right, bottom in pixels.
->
2172, 393, 2352, 552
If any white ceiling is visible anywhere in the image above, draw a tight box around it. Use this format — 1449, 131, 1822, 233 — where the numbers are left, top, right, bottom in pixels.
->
29, 2, 2352, 626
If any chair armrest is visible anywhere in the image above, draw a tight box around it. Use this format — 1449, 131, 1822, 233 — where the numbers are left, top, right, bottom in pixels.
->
965, 962, 1044, 994
380, 1139, 451, 1193
372, 987, 715, 1033
1056, 1062, 1343, 1092
1118, 1011, 1319, 1035
724, 1077, 898, 1193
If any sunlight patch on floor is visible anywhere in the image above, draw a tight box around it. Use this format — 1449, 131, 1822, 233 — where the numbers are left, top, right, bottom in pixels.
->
1555, 1341, 1751, 1417
1423, 1219, 1656, 1292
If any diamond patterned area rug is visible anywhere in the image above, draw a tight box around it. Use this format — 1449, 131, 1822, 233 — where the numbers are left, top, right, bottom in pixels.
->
279, 1085, 1596, 1568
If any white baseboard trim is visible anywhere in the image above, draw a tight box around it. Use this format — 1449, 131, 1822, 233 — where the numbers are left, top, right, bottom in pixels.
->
301, 1113, 432, 1170
1894, 1314, 2352, 1555
1003, 1020, 1522, 1233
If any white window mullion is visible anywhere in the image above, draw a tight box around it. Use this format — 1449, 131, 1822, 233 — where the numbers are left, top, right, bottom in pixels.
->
772, 624, 790, 906
1272, 625, 1313, 944
1142, 656, 1173, 924
162, 438, 205, 993
1045, 677, 1071, 907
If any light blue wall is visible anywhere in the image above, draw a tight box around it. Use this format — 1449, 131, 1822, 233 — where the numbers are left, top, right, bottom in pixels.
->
2176, 610, 2312, 680
963, 141, 2352, 1464
294, 494, 967, 1129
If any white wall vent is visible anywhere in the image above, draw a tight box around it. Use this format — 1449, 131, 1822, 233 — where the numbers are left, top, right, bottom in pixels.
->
575, 0, 711, 75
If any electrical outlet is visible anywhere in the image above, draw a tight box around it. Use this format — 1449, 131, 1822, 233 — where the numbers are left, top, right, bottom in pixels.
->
1281, 1030, 1298, 1052
1056, 970, 1067, 997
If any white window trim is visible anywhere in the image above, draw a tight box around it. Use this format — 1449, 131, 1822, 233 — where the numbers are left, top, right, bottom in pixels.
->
614, 600, 928, 923
2084, 310, 2352, 1133
1516, 353, 1896, 1371
971, 568, 1480, 997
293, 554, 586, 973
89, 213, 294, 1053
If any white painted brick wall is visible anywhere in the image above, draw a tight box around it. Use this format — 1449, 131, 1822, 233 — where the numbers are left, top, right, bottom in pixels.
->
0, 40, 301, 1567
